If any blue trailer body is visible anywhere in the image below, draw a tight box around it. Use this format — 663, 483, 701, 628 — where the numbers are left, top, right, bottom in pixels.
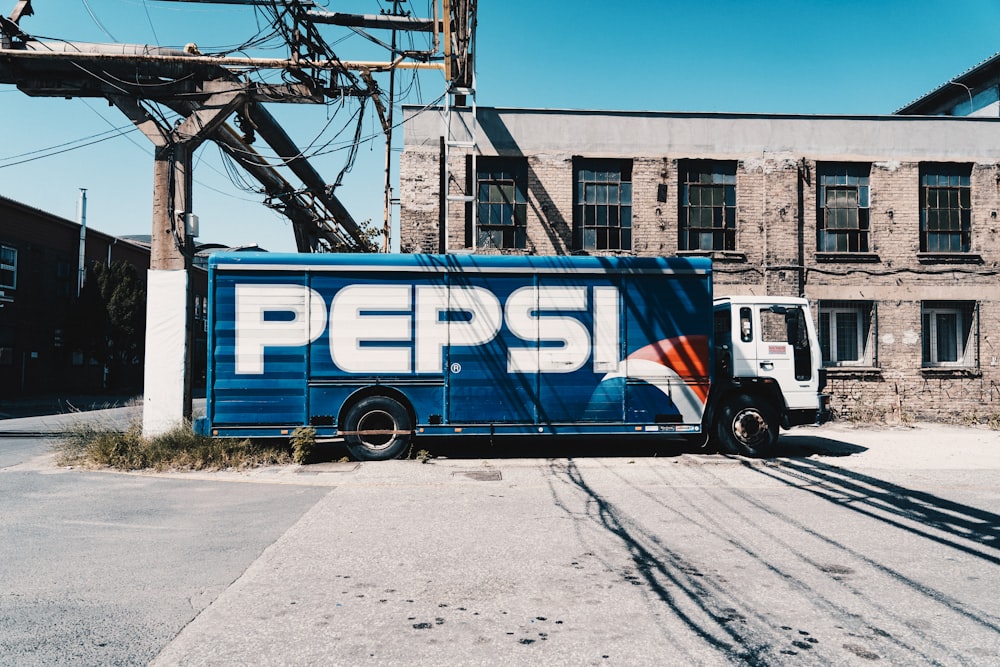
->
198, 253, 713, 444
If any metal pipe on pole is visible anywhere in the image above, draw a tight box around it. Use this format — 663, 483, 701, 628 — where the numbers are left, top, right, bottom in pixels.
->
0, 44, 445, 73
76, 188, 86, 297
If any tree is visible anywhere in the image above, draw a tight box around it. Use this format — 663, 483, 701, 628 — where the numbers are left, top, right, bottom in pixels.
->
64, 261, 146, 389
94, 261, 146, 370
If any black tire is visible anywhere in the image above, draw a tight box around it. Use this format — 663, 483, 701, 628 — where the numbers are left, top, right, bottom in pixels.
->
714, 394, 778, 458
342, 395, 413, 461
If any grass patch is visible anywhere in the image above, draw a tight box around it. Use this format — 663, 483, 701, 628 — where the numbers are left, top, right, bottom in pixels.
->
55, 421, 293, 471
289, 426, 317, 464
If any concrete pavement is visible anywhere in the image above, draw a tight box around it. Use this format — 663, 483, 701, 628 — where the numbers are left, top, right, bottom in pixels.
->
150, 422, 1000, 666
3, 408, 998, 665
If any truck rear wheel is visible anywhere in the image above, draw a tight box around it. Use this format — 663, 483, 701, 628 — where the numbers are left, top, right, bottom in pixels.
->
342, 396, 413, 461
715, 395, 778, 458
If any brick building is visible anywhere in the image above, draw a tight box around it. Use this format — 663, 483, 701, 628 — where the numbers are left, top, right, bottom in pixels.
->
399, 107, 1000, 422
0, 195, 210, 398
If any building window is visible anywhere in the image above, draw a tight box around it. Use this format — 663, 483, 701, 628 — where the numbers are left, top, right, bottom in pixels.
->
474, 157, 527, 250
0, 325, 12, 366
920, 163, 971, 253
0, 244, 16, 289
922, 301, 977, 367
679, 160, 737, 251
56, 259, 72, 298
819, 301, 875, 366
817, 163, 870, 252
574, 158, 632, 251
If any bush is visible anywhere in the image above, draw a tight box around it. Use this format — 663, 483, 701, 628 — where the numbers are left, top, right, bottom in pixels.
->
289, 426, 317, 464
55, 421, 293, 471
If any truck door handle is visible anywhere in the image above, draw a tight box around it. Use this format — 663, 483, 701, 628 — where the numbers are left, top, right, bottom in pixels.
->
760, 361, 774, 371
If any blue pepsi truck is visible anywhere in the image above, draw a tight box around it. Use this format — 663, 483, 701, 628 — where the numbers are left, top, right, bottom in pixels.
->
196, 253, 828, 459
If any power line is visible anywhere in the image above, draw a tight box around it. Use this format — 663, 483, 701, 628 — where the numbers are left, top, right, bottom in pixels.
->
81, 0, 119, 43
141, 0, 162, 45
0, 131, 135, 168
0, 125, 137, 162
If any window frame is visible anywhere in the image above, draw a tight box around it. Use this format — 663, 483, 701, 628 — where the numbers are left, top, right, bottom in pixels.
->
573, 158, 633, 252
919, 163, 972, 253
473, 157, 528, 250
0, 243, 16, 290
921, 301, 977, 368
818, 301, 875, 367
816, 163, 871, 253
678, 160, 737, 251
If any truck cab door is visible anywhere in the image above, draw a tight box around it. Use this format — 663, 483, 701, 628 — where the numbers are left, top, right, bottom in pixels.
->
748, 305, 817, 410
729, 305, 758, 379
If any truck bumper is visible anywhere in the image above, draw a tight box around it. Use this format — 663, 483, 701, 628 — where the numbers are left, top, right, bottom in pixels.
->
817, 393, 832, 424
785, 394, 832, 428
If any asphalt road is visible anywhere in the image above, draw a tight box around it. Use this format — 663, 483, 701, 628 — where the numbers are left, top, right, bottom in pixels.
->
2, 410, 998, 666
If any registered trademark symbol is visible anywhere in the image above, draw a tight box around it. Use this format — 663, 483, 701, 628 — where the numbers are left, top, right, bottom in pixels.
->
450, 362, 462, 374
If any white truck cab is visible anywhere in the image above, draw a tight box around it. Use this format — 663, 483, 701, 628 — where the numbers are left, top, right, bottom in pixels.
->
708, 296, 830, 456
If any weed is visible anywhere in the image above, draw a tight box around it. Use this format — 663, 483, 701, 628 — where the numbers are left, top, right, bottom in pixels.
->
951, 411, 1000, 431
415, 449, 431, 463
846, 401, 889, 424
290, 426, 317, 464
55, 421, 292, 471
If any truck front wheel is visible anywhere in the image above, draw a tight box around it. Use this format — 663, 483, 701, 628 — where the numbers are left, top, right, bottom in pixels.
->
715, 395, 778, 458
342, 396, 413, 461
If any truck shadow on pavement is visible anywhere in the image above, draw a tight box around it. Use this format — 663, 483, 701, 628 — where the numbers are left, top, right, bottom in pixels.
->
413, 434, 700, 460
772, 434, 868, 458
410, 431, 867, 461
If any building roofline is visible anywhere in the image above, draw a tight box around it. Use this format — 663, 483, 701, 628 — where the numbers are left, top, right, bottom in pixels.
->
0, 193, 150, 252
403, 104, 1000, 123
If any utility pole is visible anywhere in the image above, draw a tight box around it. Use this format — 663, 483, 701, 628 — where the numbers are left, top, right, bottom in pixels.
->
114, 86, 244, 433
383, 1, 403, 252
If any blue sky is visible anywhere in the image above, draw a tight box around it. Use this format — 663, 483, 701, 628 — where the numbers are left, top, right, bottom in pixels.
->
3, 0, 1000, 253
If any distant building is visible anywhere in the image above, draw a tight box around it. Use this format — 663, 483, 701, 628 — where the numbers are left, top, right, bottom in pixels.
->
399, 98, 1000, 422
896, 51, 1000, 117
0, 194, 214, 398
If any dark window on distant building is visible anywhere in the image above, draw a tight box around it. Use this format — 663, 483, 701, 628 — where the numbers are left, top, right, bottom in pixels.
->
574, 158, 632, 251
56, 259, 72, 298
0, 244, 16, 290
679, 160, 737, 251
920, 163, 971, 253
817, 163, 870, 252
474, 157, 527, 249
0, 325, 12, 366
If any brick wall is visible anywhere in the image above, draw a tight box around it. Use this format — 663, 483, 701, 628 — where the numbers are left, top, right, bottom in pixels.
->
400, 138, 1000, 422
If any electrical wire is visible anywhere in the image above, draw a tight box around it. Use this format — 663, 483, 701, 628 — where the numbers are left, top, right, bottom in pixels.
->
80, 99, 153, 157
0, 130, 136, 169
0, 124, 138, 163
81, 0, 119, 43
140, 0, 161, 45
